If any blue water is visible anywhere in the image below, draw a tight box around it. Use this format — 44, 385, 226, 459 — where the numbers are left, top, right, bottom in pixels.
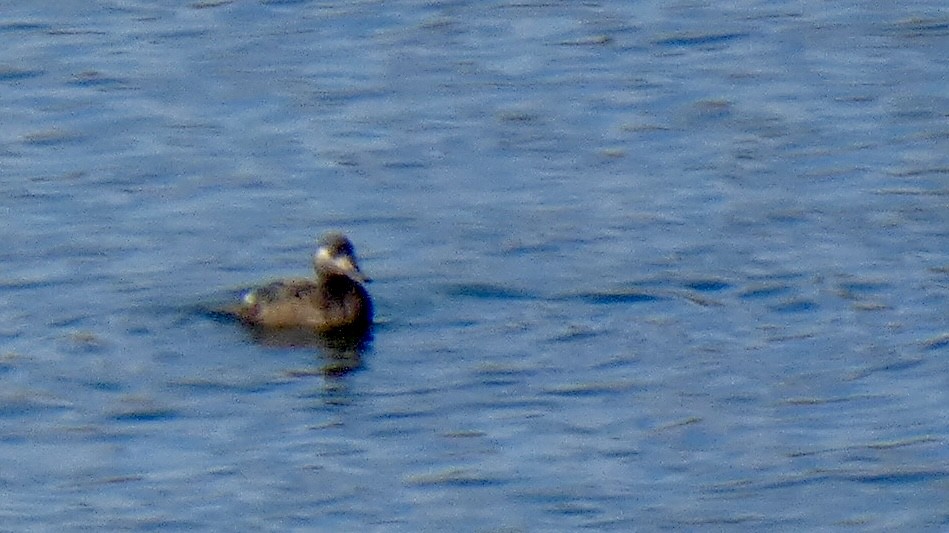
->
1, 1, 947, 530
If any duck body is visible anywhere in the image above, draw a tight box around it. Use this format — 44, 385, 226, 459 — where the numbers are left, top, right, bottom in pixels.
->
228, 233, 373, 335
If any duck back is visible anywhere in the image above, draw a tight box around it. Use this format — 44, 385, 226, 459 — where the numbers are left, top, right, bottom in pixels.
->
236, 272, 372, 333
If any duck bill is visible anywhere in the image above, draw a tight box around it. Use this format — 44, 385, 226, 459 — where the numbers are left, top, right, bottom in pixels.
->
335, 255, 371, 283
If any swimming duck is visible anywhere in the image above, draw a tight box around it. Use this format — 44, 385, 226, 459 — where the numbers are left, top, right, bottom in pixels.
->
228, 232, 373, 335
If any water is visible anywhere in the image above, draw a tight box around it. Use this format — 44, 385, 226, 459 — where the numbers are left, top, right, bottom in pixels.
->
1, 1, 947, 530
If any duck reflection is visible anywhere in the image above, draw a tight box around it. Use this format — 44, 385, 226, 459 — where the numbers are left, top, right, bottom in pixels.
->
248, 325, 371, 377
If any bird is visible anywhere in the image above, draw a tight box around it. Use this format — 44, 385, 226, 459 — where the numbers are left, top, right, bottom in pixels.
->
226, 232, 373, 336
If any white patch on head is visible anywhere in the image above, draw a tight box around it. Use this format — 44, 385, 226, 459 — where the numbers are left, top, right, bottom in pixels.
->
316, 245, 358, 274
242, 291, 257, 305
316, 246, 332, 263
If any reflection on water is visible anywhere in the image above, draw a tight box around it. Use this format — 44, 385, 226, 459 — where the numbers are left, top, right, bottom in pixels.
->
202, 304, 371, 377
248, 327, 369, 378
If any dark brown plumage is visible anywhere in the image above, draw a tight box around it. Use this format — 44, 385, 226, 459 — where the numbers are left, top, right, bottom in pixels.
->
229, 233, 373, 335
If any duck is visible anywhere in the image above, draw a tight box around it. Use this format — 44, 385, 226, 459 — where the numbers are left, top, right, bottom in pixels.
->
227, 232, 373, 335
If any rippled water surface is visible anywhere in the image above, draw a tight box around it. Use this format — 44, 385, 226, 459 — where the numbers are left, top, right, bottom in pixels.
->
2, 1, 948, 530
